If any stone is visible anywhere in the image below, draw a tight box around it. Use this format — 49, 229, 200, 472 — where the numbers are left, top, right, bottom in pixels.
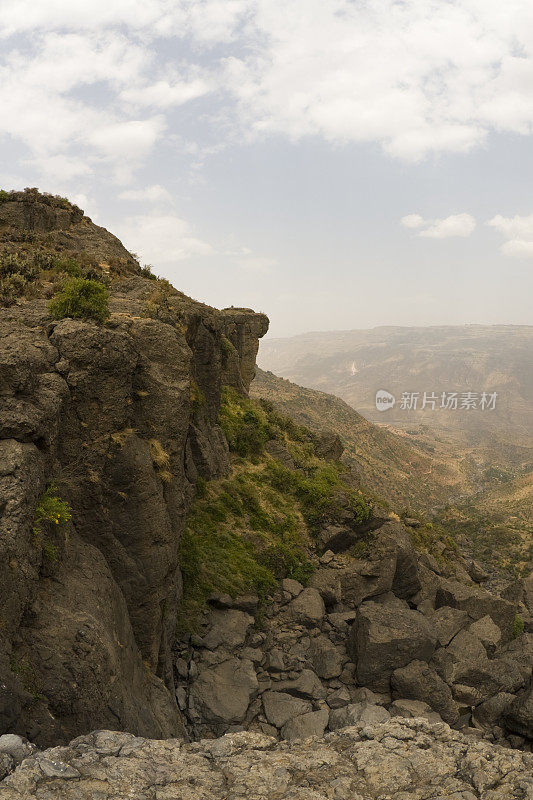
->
207, 592, 233, 609
262, 691, 312, 729
265, 440, 295, 468
447, 629, 488, 663
431, 606, 469, 647
503, 685, 533, 738
289, 588, 325, 627
0, 735, 36, 765
468, 615, 502, 656
276, 669, 326, 700
308, 634, 343, 679
327, 686, 351, 709
452, 658, 526, 702
328, 702, 390, 730
391, 660, 459, 725
202, 609, 254, 650
435, 579, 516, 642
189, 658, 258, 723
266, 649, 286, 672
232, 594, 260, 613
349, 601, 437, 691
473, 693, 515, 729
281, 708, 329, 740
389, 699, 443, 723
281, 579, 303, 598
309, 569, 342, 607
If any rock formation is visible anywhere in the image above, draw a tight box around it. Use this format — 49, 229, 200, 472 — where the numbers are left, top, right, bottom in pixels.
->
0, 189, 268, 745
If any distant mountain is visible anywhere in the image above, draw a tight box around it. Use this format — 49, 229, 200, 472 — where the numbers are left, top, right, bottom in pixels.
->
258, 325, 533, 475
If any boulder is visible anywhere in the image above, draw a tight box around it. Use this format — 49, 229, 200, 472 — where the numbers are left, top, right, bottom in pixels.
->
309, 569, 341, 607
328, 702, 390, 730
389, 699, 443, 723
280, 579, 303, 598
189, 658, 258, 723
308, 635, 343, 679
435, 579, 516, 642
281, 709, 329, 740
276, 669, 326, 700
431, 607, 470, 647
391, 660, 459, 725
349, 602, 437, 691
202, 609, 254, 650
262, 692, 311, 729
289, 588, 325, 627
503, 685, 533, 739
468, 615, 502, 656
473, 692, 515, 729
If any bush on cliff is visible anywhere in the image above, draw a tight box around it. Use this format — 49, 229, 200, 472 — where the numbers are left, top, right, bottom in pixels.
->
48, 277, 110, 323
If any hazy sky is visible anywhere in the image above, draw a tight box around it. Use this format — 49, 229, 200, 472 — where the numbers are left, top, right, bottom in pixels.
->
1, 1, 532, 336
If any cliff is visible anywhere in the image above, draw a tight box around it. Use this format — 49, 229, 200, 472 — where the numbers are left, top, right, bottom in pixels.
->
0, 190, 268, 745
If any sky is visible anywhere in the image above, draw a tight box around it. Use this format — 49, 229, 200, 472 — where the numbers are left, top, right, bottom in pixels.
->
0, 0, 532, 337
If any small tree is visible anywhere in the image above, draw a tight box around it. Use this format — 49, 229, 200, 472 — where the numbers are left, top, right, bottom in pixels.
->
48, 277, 109, 323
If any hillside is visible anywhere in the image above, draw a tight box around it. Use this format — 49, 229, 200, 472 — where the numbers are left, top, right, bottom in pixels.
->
437, 470, 533, 577
258, 325, 533, 479
251, 368, 474, 511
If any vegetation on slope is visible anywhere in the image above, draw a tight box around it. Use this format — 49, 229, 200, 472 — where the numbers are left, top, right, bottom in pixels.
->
177, 387, 372, 628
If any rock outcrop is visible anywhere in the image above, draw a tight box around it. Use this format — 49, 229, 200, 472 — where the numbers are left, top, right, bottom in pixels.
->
0, 190, 268, 746
2, 720, 533, 799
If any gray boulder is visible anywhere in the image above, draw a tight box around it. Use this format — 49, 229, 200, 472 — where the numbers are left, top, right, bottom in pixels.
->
281, 709, 329, 740
391, 660, 459, 725
389, 699, 443, 723
276, 669, 326, 700
262, 692, 311, 729
431, 607, 470, 647
328, 701, 390, 730
350, 602, 437, 691
289, 588, 325, 627
503, 685, 533, 739
309, 569, 342, 607
308, 635, 343, 679
202, 609, 254, 650
189, 658, 258, 723
435, 579, 516, 642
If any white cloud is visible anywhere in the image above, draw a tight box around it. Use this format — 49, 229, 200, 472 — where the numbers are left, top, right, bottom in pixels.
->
119, 185, 172, 203
401, 214, 425, 229
418, 213, 477, 239
487, 213, 533, 257
402, 213, 477, 239
116, 214, 213, 263
120, 77, 212, 110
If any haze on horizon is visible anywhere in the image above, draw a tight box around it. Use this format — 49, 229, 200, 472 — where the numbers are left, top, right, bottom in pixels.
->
1, 0, 532, 337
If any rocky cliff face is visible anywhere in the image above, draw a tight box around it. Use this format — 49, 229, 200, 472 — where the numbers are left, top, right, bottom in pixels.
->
0, 190, 268, 746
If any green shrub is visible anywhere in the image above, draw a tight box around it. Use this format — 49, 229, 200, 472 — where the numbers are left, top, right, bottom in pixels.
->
512, 614, 524, 639
0, 189, 10, 203
33, 483, 72, 537
0, 273, 27, 305
48, 277, 109, 323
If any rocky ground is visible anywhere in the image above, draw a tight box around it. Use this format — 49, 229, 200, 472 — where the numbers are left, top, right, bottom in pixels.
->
174, 518, 533, 750
2, 720, 533, 799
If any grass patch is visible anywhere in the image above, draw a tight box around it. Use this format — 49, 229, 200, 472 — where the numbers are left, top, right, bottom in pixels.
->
177, 468, 314, 631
